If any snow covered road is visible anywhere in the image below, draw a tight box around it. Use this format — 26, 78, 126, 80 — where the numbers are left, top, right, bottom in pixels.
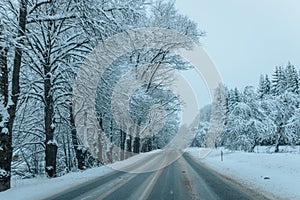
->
2, 147, 298, 200
44, 151, 267, 200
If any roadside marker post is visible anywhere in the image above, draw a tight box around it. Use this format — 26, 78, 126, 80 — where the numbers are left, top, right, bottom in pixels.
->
221, 150, 223, 162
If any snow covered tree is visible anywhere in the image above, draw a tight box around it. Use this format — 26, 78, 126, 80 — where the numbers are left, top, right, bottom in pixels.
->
224, 101, 271, 152
0, 0, 28, 191
286, 108, 300, 145
21, 0, 98, 177
273, 92, 299, 152
219, 85, 279, 151
197, 63, 299, 152
258, 75, 271, 99
257, 75, 265, 99
92, 0, 203, 162
192, 104, 211, 147
285, 63, 299, 94
272, 66, 286, 96
258, 91, 299, 152
204, 84, 226, 148
0, 20, 10, 192
227, 88, 242, 106
191, 121, 209, 147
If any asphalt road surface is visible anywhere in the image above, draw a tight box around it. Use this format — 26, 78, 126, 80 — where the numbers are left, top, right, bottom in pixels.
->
45, 151, 269, 200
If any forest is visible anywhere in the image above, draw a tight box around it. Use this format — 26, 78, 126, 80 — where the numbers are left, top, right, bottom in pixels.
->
194, 64, 300, 153
0, 0, 202, 191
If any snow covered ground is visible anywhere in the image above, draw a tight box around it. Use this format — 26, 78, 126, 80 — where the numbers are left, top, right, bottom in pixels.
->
187, 146, 300, 200
1, 166, 112, 200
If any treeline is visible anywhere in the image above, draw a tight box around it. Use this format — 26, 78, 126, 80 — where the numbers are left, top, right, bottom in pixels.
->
194, 63, 300, 152
0, 0, 202, 191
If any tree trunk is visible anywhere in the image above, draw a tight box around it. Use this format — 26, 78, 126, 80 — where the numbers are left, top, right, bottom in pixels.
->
0, 47, 8, 104
147, 138, 152, 152
43, 11, 60, 176
133, 124, 140, 154
108, 145, 114, 163
126, 135, 132, 159
106, 120, 114, 163
0, 133, 11, 192
274, 134, 282, 153
44, 35, 57, 177
133, 136, 140, 154
141, 139, 148, 153
44, 73, 57, 177
70, 105, 87, 170
120, 130, 126, 160
275, 123, 283, 153
0, 0, 27, 191
61, 133, 69, 172
250, 137, 258, 153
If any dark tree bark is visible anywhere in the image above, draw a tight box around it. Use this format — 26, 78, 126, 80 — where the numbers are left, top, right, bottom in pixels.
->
275, 123, 284, 153
44, 70, 57, 177
44, 18, 57, 177
133, 123, 141, 154
250, 137, 258, 153
0, 45, 10, 192
0, 0, 27, 191
147, 138, 152, 151
70, 105, 87, 170
107, 120, 113, 163
141, 138, 152, 153
133, 136, 140, 154
120, 130, 126, 160
141, 139, 147, 153
126, 135, 132, 159
44, 58, 57, 177
0, 47, 8, 104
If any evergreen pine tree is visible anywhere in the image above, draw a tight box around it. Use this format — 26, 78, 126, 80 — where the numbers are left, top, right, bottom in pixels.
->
258, 74, 271, 99
264, 75, 271, 95
258, 75, 265, 99
285, 63, 299, 94
272, 66, 286, 95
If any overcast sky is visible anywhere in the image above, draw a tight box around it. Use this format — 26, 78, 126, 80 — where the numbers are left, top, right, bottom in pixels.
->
175, 0, 300, 90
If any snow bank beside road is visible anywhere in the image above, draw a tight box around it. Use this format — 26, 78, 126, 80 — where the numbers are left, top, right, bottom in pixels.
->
187, 147, 300, 200
1, 166, 112, 200
0, 150, 161, 200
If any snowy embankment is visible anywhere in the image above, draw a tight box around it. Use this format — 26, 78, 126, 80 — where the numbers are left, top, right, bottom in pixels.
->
0, 150, 160, 200
0, 166, 112, 200
187, 146, 300, 200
